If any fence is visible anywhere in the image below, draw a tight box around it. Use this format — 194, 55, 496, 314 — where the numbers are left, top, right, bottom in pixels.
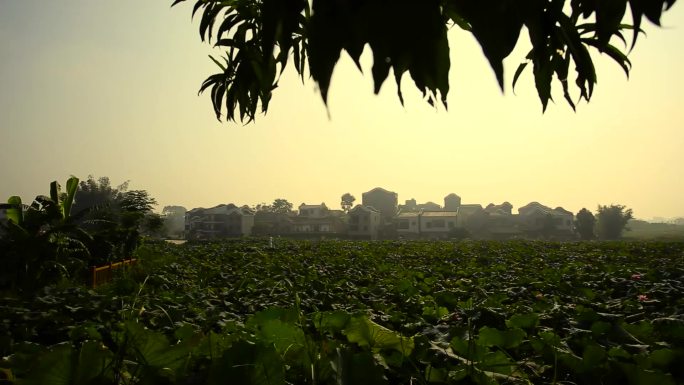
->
90, 259, 137, 288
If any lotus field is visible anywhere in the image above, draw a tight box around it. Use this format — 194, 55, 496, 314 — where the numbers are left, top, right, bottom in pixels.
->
1, 240, 683, 384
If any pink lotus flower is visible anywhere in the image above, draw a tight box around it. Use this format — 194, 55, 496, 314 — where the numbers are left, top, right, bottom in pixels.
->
631, 274, 642, 281
637, 294, 648, 302
535, 293, 544, 300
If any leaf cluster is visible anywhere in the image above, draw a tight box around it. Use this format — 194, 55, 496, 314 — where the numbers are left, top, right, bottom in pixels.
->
2, 240, 684, 384
172, 0, 677, 122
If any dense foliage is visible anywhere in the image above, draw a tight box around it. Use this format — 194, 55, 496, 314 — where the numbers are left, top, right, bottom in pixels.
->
597, 204, 634, 240
575, 208, 597, 240
0, 176, 161, 295
172, 0, 677, 122
1, 240, 683, 384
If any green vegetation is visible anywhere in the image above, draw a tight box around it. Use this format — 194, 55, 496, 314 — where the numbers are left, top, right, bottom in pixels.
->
0, 176, 161, 295
1, 239, 683, 384
172, 0, 677, 122
625, 220, 684, 241
597, 205, 634, 240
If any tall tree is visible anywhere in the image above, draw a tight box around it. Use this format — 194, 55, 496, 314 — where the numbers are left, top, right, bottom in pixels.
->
575, 208, 596, 240
341, 193, 356, 213
596, 204, 634, 240
162, 205, 187, 238
72, 176, 159, 261
271, 199, 293, 214
71, 175, 128, 218
172, 0, 677, 123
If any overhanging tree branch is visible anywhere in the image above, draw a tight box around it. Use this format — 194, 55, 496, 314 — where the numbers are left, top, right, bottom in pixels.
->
172, 0, 677, 122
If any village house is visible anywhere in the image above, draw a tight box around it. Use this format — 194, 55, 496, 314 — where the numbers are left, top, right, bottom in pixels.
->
399, 199, 442, 212
394, 210, 459, 239
347, 205, 382, 240
444, 193, 462, 211
395, 212, 421, 238
362, 187, 398, 223
291, 203, 347, 236
420, 211, 459, 239
518, 202, 575, 239
185, 204, 255, 239
252, 211, 295, 236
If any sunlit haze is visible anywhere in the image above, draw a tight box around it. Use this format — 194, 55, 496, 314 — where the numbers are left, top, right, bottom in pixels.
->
1, 0, 683, 219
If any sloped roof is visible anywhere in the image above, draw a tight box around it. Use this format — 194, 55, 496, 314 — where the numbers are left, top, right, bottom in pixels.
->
349, 204, 380, 213
422, 211, 459, 217
202, 204, 254, 216
518, 202, 552, 215
363, 187, 398, 196
299, 203, 328, 210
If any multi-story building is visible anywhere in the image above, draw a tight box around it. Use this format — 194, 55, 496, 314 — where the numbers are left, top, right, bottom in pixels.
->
290, 202, 346, 237
394, 211, 458, 239
362, 187, 398, 223
348, 205, 382, 240
518, 202, 574, 238
185, 204, 255, 239
444, 193, 462, 211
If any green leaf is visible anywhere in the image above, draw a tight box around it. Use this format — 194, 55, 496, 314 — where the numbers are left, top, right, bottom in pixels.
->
506, 313, 539, 330
649, 349, 676, 368
618, 362, 677, 385
608, 346, 632, 359
596, 0, 627, 45
511, 61, 529, 94
307, 0, 345, 105
343, 316, 414, 356
63, 176, 79, 219
330, 349, 388, 385
257, 319, 306, 358
450, 336, 488, 362
5, 196, 23, 225
313, 311, 352, 334
452, 0, 523, 90
591, 321, 612, 336
123, 321, 196, 372
480, 350, 516, 376
20, 342, 114, 385
478, 326, 525, 349
582, 343, 606, 369
208, 340, 285, 385
49, 181, 61, 212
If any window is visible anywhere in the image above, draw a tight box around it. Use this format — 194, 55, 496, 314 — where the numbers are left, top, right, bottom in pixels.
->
433, 219, 445, 228
397, 220, 409, 229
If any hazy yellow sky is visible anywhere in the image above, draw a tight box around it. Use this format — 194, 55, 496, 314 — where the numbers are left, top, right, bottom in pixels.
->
1, 0, 683, 219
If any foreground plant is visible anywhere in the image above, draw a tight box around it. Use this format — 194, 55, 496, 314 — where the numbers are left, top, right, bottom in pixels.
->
172, 0, 677, 122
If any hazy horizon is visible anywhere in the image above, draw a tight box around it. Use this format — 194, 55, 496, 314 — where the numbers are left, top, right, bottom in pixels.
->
1, 1, 683, 220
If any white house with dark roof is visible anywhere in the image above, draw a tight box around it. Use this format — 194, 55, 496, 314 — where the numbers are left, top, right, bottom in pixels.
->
518, 202, 574, 237
185, 204, 255, 239
348, 205, 382, 240
298, 203, 329, 218
420, 211, 459, 237
394, 210, 459, 239
395, 212, 421, 237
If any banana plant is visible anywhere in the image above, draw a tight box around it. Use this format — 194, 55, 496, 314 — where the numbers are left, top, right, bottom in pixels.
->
0, 176, 94, 294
